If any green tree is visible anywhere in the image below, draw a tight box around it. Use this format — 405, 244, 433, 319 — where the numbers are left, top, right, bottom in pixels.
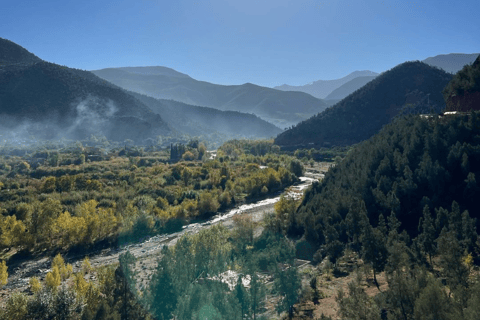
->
1, 292, 28, 320
437, 228, 469, 291
417, 205, 436, 265
234, 275, 250, 319
114, 251, 147, 320
413, 279, 451, 320
274, 264, 301, 319
148, 247, 177, 320
361, 224, 388, 289
336, 277, 381, 320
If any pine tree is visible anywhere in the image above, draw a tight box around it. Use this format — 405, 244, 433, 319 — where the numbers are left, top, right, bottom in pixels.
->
234, 275, 250, 319
148, 248, 177, 320
436, 228, 469, 292
274, 264, 301, 319
418, 205, 436, 265
361, 224, 388, 289
413, 279, 451, 320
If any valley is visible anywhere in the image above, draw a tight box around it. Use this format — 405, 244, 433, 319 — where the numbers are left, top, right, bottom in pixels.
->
0, 29, 479, 319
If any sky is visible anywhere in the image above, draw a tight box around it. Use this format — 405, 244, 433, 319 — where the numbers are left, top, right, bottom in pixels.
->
2, 0, 479, 87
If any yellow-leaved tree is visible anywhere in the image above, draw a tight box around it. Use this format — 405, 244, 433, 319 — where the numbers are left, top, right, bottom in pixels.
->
29, 276, 42, 293
77, 200, 119, 244
0, 260, 8, 288
53, 211, 87, 248
45, 265, 61, 291
52, 254, 73, 280
0, 214, 26, 249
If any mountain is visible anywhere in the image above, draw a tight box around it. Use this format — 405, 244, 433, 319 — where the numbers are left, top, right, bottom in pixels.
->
443, 55, 480, 112
291, 112, 480, 260
0, 38, 42, 65
0, 38, 170, 142
131, 92, 282, 139
423, 53, 479, 74
324, 75, 377, 100
274, 70, 379, 99
91, 67, 329, 128
274, 61, 452, 149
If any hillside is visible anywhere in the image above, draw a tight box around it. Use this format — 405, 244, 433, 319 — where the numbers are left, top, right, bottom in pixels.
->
324, 75, 377, 100
0, 39, 170, 142
92, 67, 329, 128
0, 38, 42, 65
443, 55, 480, 111
283, 112, 480, 320
275, 61, 452, 148
131, 92, 282, 139
274, 70, 379, 99
292, 113, 480, 245
423, 53, 479, 74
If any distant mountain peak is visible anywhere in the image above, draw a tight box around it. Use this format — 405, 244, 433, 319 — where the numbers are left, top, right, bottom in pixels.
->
422, 53, 479, 74
274, 70, 379, 99
94, 66, 191, 79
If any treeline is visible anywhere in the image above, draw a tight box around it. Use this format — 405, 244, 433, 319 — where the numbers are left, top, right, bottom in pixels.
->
286, 112, 480, 319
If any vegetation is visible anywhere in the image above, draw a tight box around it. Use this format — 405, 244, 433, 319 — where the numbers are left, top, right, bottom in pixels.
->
0, 139, 301, 255
443, 55, 480, 111
0, 217, 302, 319
275, 61, 452, 148
282, 112, 480, 319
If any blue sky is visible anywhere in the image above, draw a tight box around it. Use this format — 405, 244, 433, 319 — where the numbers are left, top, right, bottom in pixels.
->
2, 0, 479, 87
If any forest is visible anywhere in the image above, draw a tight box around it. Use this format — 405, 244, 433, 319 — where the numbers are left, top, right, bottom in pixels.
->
286, 111, 480, 319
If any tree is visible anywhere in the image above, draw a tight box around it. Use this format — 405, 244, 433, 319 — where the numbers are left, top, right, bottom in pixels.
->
274, 195, 299, 235
336, 277, 381, 320
2, 292, 28, 320
436, 228, 469, 291
45, 265, 61, 292
274, 264, 301, 319
52, 253, 73, 280
148, 247, 177, 320
53, 285, 83, 320
29, 276, 42, 293
417, 205, 436, 265
361, 224, 388, 289
234, 275, 250, 319
413, 279, 451, 320
0, 260, 8, 288
114, 251, 148, 320
289, 159, 304, 177
248, 270, 266, 320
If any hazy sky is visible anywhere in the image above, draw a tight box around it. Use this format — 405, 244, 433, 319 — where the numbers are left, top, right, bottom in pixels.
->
2, 0, 479, 87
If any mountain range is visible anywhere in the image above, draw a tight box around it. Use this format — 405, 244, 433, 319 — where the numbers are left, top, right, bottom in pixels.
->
0, 38, 280, 143
274, 70, 379, 99
275, 61, 452, 149
423, 53, 479, 74
91, 67, 329, 128
0, 39, 171, 142
274, 53, 478, 101
130, 92, 282, 139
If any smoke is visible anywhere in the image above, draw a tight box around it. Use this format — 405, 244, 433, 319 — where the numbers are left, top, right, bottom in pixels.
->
66, 95, 118, 137
0, 96, 121, 146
